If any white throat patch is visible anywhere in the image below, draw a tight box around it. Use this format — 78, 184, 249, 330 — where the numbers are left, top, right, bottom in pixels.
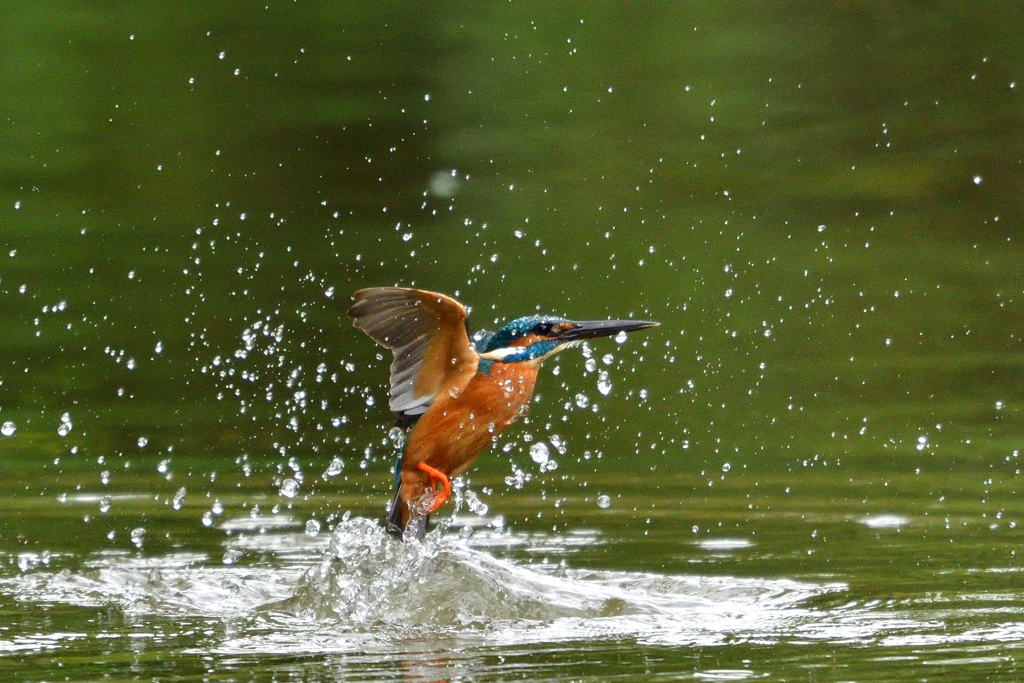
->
478, 346, 526, 362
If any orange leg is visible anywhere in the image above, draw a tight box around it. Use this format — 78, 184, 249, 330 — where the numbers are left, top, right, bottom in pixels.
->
416, 462, 452, 514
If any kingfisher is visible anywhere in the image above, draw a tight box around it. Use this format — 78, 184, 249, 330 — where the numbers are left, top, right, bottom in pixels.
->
349, 286, 658, 541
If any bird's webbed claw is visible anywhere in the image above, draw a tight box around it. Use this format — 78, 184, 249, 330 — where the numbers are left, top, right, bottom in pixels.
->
416, 462, 452, 514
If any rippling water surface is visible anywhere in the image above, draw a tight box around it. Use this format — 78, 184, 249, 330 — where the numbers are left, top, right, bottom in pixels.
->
4, 475, 1024, 681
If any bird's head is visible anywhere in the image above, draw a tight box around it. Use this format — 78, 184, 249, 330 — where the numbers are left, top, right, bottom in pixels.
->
477, 315, 658, 364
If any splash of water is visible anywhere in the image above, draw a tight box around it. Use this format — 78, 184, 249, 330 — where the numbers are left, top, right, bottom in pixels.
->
1, 515, 953, 657
279, 516, 635, 626
273, 517, 846, 639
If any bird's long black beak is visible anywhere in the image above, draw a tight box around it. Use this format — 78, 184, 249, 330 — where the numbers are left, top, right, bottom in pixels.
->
560, 319, 660, 342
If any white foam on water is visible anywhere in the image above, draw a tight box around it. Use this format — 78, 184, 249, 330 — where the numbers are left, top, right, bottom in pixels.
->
0, 516, 959, 658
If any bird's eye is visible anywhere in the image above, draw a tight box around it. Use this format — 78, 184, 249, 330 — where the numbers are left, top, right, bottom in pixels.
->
533, 322, 554, 335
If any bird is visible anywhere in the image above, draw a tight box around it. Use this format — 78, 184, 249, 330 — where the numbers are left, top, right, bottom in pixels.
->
348, 286, 658, 541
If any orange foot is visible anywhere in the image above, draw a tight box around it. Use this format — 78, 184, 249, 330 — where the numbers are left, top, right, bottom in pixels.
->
416, 462, 452, 514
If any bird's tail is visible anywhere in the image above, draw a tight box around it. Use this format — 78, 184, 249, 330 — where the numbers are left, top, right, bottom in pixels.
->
385, 485, 428, 541
385, 487, 404, 538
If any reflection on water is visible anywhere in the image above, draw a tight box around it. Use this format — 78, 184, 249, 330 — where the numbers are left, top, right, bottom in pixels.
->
860, 514, 910, 529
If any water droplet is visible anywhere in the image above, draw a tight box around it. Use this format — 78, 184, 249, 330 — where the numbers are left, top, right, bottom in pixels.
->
602, 353, 614, 365
154, 341, 163, 354
505, 466, 529, 489
597, 370, 612, 396
995, 401, 1004, 410
449, 386, 461, 398
201, 511, 214, 527
137, 436, 148, 449
584, 358, 597, 373
529, 442, 550, 464
279, 478, 299, 498
597, 494, 611, 509
1, 421, 16, 437
57, 421, 72, 437
574, 393, 590, 408
722, 463, 731, 473
126, 358, 136, 370
614, 331, 628, 344
305, 519, 321, 537
324, 286, 335, 298
465, 489, 489, 515
172, 487, 186, 510
222, 549, 243, 565
212, 500, 224, 514
100, 470, 111, 485
99, 496, 112, 513
157, 459, 170, 474
130, 527, 146, 549
973, 175, 983, 185
324, 457, 344, 478
388, 426, 406, 449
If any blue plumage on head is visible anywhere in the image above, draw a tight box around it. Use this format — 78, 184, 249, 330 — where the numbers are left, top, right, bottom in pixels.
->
483, 315, 567, 352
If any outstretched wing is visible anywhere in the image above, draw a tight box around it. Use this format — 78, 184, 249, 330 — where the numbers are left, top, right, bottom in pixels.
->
349, 287, 478, 419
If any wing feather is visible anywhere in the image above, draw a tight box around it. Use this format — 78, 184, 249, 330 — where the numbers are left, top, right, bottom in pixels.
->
349, 287, 478, 417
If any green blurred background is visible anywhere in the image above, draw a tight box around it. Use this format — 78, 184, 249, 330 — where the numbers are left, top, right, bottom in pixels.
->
3, 1, 1020, 497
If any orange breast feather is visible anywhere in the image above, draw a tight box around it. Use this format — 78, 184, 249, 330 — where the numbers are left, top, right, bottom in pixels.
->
402, 360, 540, 478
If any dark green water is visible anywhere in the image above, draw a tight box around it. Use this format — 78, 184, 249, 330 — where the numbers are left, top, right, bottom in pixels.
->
2, 3, 1023, 681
